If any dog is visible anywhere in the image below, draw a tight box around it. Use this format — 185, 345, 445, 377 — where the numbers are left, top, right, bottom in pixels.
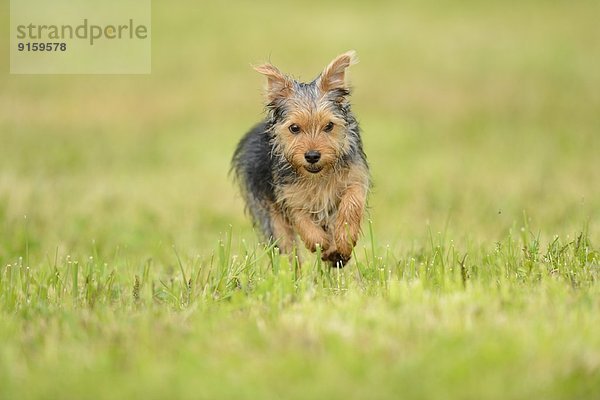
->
232, 50, 370, 267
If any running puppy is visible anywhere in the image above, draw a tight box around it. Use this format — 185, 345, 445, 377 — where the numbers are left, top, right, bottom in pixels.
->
232, 51, 370, 267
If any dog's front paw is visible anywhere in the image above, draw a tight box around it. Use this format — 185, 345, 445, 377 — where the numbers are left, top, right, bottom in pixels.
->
321, 247, 351, 268
334, 222, 359, 258
305, 234, 330, 254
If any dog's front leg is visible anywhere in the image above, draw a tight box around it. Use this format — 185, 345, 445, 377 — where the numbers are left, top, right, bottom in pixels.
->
326, 182, 368, 265
290, 210, 330, 253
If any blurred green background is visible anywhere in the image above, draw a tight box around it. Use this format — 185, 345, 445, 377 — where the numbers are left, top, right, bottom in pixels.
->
1, 0, 599, 261
2, 2, 600, 399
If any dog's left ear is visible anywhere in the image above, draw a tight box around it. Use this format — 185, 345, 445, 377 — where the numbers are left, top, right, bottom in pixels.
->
318, 50, 358, 93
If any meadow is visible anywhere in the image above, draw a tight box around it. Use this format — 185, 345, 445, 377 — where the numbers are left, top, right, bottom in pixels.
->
1, 0, 599, 398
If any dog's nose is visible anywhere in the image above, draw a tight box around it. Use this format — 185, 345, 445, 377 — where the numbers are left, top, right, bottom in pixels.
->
304, 150, 321, 164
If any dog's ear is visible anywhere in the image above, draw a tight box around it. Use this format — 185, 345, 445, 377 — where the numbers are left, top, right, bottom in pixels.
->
254, 63, 293, 102
318, 50, 358, 93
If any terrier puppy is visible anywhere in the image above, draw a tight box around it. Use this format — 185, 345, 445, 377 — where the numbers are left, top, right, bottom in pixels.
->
232, 50, 370, 267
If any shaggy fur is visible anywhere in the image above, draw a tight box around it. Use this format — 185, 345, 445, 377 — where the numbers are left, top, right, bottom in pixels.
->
232, 51, 370, 267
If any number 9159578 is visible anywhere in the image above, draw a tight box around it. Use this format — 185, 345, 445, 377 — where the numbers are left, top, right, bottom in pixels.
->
18, 42, 67, 51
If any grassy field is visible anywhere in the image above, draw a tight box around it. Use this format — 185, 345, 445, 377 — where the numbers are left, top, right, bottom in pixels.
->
1, 0, 600, 398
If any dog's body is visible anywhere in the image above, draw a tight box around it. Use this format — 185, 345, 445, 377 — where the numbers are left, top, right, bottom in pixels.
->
232, 51, 369, 267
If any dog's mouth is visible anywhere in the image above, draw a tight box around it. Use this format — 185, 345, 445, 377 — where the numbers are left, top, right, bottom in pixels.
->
304, 165, 323, 174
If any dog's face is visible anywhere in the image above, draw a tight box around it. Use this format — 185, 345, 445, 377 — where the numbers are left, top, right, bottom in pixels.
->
254, 51, 357, 177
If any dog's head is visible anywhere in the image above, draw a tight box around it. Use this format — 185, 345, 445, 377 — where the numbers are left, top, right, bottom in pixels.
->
254, 51, 360, 177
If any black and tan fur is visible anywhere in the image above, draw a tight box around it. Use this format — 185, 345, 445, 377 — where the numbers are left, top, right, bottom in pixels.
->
232, 51, 370, 267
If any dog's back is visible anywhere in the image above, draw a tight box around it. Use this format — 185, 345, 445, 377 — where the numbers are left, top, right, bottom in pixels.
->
231, 122, 276, 238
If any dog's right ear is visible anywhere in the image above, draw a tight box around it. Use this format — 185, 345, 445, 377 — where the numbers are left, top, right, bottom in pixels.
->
254, 64, 293, 102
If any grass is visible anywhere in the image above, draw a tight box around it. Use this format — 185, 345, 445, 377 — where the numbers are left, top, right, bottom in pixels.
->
1, 0, 600, 398
1, 227, 599, 399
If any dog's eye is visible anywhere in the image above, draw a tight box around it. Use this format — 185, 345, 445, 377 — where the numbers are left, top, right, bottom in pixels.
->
323, 122, 334, 133
288, 124, 301, 134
